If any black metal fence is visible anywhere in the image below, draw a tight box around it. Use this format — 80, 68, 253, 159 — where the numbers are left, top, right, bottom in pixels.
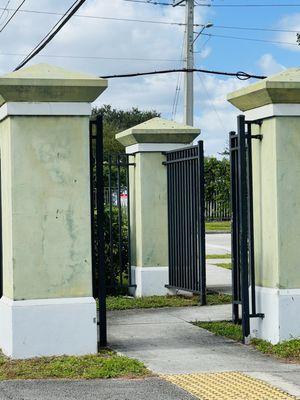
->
230, 115, 264, 341
164, 142, 206, 305
103, 154, 134, 295
205, 197, 231, 221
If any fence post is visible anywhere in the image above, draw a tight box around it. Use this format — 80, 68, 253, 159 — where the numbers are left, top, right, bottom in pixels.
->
116, 117, 199, 297
228, 68, 300, 344
0, 63, 107, 358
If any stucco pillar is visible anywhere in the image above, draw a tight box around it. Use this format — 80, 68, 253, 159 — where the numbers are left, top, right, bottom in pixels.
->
0, 63, 107, 358
228, 68, 300, 344
116, 117, 199, 297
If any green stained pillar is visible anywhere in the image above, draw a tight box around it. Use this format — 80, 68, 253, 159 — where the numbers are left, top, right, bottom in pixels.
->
228, 68, 300, 344
116, 117, 199, 297
0, 64, 107, 358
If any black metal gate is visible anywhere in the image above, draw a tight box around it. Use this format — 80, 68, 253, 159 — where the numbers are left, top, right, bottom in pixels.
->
103, 153, 134, 295
230, 115, 264, 341
90, 115, 107, 349
164, 142, 206, 305
90, 115, 134, 349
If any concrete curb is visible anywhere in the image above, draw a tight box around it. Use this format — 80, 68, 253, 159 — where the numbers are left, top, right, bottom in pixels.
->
206, 231, 231, 235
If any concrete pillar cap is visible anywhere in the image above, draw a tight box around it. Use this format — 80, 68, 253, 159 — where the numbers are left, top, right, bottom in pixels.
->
0, 63, 107, 106
115, 117, 200, 146
228, 68, 300, 112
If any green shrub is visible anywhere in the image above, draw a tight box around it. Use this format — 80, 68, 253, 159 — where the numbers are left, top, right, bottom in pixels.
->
103, 205, 129, 295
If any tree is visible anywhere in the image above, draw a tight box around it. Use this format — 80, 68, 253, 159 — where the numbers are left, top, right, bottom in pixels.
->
204, 156, 231, 210
92, 105, 160, 155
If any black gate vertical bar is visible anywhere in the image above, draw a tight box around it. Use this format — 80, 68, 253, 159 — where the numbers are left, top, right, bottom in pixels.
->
198, 141, 206, 305
192, 148, 198, 293
108, 155, 115, 284
246, 123, 256, 316
166, 153, 171, 286
183, 150, 188, 290
230, 131, 239, 324
178, 151, 183, 288
116, 155, 123, 287
174, 152, 179, 289
95, 115, 107, 348
237, 115, 250, 340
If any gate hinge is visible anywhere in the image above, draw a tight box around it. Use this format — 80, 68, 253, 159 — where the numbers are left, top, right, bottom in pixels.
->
245, 134, 263, 141
245, 120, 263, 126
249, 313, 265, 319
251, 134, 263, 141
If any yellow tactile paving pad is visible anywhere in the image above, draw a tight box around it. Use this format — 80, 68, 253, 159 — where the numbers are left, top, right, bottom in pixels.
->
162, 372, 296, 400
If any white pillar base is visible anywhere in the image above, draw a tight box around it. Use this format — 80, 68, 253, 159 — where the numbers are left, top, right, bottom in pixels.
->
250, 286, 300, 344
130, 266, 170, 297
0, 296, 97, 359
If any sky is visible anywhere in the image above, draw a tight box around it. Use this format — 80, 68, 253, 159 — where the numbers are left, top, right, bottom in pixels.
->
0, 0, 300, 155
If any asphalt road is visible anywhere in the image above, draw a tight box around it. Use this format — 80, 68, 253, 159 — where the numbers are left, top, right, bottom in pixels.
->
0, 378, 197, 400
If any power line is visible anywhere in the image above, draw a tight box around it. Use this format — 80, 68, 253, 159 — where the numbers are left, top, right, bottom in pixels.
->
101, 67, 266, 80
196, 71, 225, 131
122, 0, 174, 5
0, 6, 187, 26
1, 52, 182, 62
0, 0, 25, 33
14, 0, 88, 71
209, 24, 300, 34
0, 1, 10, 24
194, 34, 211, 53
201, 32, 299, 47
196, 2, 300, 6
2, 6, 299, 33
172, 71, 183, 119
123, 0, 300, 6
171, 29, 186, 119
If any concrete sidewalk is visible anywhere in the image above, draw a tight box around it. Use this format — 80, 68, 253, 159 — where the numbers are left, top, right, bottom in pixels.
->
207, 263, 231, 293
206, 232, 232, 293
108, 305, 300, 398
206, 233, 231, 255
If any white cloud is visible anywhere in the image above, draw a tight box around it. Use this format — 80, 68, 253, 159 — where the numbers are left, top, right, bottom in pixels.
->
0, 0, 194, 73
0, 0, 248, 155
276, 13, 300, 52
192, 75, 247, 156
198, 46, 211, 59
169, 72, 248, 156
257, 53, 285, 76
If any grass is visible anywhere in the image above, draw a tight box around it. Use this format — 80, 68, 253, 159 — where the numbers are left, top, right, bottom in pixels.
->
252, 338, 300, 361
206, 221, 231, 233
107, 293, 232, 311
194, 321, 300, 363
206, 254, 231, 260
195, 321, 243, 341
206, 293, 232, 306
0, 350, 149, 380
215, 262, 232, 270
